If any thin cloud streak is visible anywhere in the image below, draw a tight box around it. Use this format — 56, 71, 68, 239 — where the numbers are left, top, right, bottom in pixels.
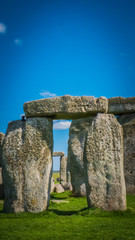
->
40, 91, 57, 98
0, 23, 6, 34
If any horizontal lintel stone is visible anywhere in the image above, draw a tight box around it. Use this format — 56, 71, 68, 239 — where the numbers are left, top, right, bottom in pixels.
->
53, 152, 65, 157
23, 95, 108, 119
108, 97, 135, 115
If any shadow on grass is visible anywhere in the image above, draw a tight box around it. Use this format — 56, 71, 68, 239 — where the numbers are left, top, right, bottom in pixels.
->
49, 207, 88, 216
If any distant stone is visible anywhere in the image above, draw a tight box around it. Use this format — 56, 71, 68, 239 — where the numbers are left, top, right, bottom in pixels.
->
54, 184, 64, 193
51, 200, 69, 204
2, 118, 53, 213
84, 114, 126, 211
53, 152, 65, 157
60, 156, 67, 184
62, 182, 72, 191
108, 97, 135, 115
23, 95, 108, 119
68, 117, 94, 197
0, 132, 5, 167
118, 114, 135, 193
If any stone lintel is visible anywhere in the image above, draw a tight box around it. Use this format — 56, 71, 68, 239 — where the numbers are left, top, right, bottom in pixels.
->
23, 95, 108, 119
108, 97, 135, 115
53, 152, 65, 157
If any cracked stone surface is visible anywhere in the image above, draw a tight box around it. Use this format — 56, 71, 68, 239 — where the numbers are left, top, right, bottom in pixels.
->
2, 118, 53, 213
84, 114, 126, 211
23, 95, 108, 119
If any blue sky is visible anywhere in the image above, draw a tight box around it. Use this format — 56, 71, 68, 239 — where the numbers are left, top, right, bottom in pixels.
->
0, 0, 135, 170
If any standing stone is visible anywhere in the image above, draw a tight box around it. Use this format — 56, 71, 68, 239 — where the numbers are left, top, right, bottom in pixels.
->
0, 132, 5, 198
0, 168, 4, 198
84, 114, 126, 211
118, 114, 135, 193
68, 118, 94, 196
60, 156, 67, 184
0, 132, 5, 167
2, 118, 53, 213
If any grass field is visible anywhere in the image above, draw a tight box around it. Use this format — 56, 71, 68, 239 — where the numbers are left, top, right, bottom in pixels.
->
53, 171, 60, 183
0, 193, 135, 240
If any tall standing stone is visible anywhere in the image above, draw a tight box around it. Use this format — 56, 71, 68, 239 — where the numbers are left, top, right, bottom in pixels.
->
0, 132, 5, 198
2, 118, 53, 213
84, 114, 126, 211
118, 114, 135, 193
0, 132, 5, 167
68, 118, 94, 196
60, 156, 67, 184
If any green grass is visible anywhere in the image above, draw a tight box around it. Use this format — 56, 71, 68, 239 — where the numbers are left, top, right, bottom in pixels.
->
0, 193, 135, 240
53, 171, 60, 183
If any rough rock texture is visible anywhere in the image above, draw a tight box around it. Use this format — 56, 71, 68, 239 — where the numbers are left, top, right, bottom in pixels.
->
62, 182, 72, 191
23, 95, 108, 119
0, 132, 5, 167
51, 177, 55, 193
108, 97, 135, 115
2, 118, 53, 213
67, 171, 71, 183
53, 152, 65, 157
68, 118, 94, 196
118, 114, 135, 193
84, 114, 126, 211
0, 168, 4, 198
54, 183, 64, 193
60, 156, 67, 184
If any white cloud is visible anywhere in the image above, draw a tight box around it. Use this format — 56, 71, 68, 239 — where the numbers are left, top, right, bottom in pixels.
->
40, 91, 57, 98
53, 121, 71, 130
0, 23, 6, 34
14, 38, 23, 46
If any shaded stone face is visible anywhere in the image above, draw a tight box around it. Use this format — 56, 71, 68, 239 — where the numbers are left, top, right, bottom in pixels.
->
2, 118, 53, 213
108, 97, 135, 115
118, 114, 135, 193
0, 132, 5, 167
84, 114, 126, 211
68, 117, 94, 196
0, 168, 4, 198
23, 95, 108, 119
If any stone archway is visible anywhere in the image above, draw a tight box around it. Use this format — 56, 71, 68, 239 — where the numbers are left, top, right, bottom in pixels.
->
2, 95, 133, 212
53, 152, 67, 185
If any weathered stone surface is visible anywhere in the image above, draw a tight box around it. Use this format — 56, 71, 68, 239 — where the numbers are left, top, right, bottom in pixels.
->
68, 117, 94, 196
67, 171, 71, 183
2, 118, 53, 213
0, 132, 5, 167
54, 183, 64, 193
53, 152, 65, 157
60, 156, 67, 184
23, 95, 108, 119
118, 114, 135, 193
84, 114, 126, 210
0, 168, 4, 198
62, 182, 72, 191
51, 177, 55, 193
108, 97, 135, 115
